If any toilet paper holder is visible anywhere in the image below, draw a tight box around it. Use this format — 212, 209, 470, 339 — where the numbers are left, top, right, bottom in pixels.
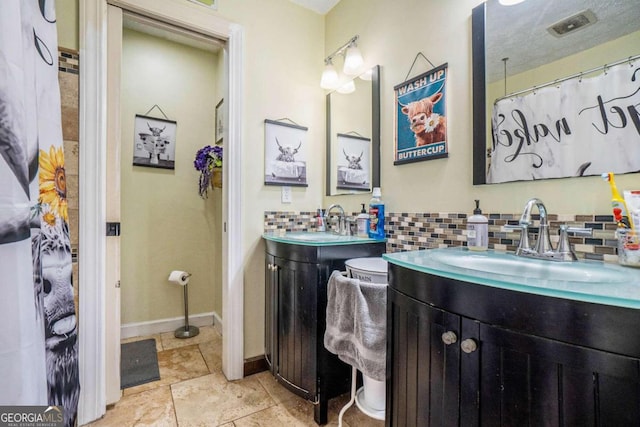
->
168, 270, 199, 339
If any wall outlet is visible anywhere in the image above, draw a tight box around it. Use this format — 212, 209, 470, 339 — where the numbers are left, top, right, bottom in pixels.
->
281, 186, 292, 203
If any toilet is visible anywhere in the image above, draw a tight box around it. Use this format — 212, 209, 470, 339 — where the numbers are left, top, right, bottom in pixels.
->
344, 257, 388, 414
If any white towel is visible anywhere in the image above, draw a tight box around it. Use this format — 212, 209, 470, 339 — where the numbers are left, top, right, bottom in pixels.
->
324, 270, 387, 381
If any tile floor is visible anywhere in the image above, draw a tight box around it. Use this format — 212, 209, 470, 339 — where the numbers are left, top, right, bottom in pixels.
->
86, 326, 384, 427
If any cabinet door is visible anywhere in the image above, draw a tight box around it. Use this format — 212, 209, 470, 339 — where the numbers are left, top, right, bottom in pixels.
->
387, 288, 461, 427
264, 254, 277, 373
275, 257, 318, 399
474, 322, 640, 427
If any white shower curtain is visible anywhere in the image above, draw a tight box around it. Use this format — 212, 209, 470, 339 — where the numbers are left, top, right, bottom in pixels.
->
0, 1, 79, 425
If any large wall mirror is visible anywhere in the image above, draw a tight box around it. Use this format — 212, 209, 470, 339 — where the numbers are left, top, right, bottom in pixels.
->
472, 0, 640, 185
326, 65, 380, 196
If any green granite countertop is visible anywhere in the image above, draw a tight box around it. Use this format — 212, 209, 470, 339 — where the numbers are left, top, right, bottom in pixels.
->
383, 247, 640, 309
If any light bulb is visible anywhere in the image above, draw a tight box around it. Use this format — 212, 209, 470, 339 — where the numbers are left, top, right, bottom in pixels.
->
336, 80, 356, 94
343, 44, 364, 76
359, 67, 373, 81
320, 62, 339, 90
499, 0, 525, 5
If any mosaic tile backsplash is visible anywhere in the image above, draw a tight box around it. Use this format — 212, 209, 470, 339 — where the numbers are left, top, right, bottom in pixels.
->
264, 210, 621, 262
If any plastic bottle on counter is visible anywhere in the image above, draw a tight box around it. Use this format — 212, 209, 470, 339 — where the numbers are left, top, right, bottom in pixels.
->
368, 187, 385, 239
357, 203, 369, 237
316, 208, 326, 232
467, 199, 488, 251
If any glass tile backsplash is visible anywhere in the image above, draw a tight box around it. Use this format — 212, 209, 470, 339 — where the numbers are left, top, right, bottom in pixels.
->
264, 210, 620, 262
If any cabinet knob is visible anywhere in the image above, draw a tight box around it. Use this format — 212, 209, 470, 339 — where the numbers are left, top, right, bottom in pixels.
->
441, 331, 458, 345
461, 338, 478, 354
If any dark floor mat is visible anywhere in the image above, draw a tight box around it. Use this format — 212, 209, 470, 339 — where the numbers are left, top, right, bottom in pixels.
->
120, 339, 160, 389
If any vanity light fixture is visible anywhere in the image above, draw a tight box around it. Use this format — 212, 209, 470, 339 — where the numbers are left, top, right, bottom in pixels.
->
498, 0, 525, 5
358, 67, 373, 81
336, 80, 356, 94
320, 35, 365, 90
320, 59, 340, 90
343, 40, 364, 76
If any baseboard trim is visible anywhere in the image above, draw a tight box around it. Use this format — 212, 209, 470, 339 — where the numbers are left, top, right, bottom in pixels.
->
243, 355, 268, 377
212, 311, 223, 335
121, 312, 218, 339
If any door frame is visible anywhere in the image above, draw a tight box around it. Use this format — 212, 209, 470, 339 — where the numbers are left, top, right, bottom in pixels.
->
78, 1, 244, 424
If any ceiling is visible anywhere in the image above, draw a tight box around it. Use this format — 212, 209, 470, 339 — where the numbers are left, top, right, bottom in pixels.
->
485, 0, 640, 83
288, 0, 341, 14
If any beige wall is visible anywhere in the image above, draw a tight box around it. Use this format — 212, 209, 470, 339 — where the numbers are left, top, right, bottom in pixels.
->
120, 28, 221, 324
216, 1, 325, 358
56, 0, 78, 50
324, 0, 639, 217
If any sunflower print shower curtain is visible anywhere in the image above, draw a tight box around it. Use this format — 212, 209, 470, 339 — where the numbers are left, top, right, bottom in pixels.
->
0, 1, 79, 425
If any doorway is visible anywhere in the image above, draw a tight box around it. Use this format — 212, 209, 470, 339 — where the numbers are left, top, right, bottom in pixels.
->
78, 2, 244, 424
118, 11, 225, 344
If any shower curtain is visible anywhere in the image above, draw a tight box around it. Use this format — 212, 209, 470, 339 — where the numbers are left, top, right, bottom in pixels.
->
0, 1, 79, 425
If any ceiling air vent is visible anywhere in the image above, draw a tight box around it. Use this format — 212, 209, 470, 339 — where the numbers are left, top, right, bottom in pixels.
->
547, 9, 597, 38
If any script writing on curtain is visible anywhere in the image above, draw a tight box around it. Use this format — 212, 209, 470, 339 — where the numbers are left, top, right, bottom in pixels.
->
488, 60, 640, 183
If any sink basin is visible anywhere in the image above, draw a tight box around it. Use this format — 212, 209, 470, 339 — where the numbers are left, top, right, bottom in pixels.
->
263, 231, 385, 246
282, 232, 351, 242
428, 249, 630, 284
383, 247, 640, 309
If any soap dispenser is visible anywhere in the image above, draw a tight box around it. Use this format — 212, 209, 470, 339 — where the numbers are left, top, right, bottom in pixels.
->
357, 203, 369, 237
467, 199, 488, 251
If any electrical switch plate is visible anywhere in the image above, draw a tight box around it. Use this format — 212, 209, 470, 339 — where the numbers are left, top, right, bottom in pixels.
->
281, 186, 292, 203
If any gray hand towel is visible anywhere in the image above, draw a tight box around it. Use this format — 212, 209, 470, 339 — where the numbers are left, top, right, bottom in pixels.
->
324, 270, 387, 381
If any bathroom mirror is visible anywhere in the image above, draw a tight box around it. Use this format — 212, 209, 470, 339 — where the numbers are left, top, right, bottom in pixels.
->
472, 0, 640, 185
326, 65, 380, 196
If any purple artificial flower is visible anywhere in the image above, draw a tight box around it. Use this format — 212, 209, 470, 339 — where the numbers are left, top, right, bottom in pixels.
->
194, 145, 223, 198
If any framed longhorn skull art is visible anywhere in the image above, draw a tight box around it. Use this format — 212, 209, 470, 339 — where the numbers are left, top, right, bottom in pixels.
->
264, 119, 308, 187
336, 133, 371, 191
133, 114, 177, 169
393, 62, 449, 165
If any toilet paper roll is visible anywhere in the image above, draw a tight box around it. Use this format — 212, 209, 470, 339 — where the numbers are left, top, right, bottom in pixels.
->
168, 270, 191, 286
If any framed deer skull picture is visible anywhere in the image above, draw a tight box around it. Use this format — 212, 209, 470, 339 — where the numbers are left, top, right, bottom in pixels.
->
264, 119, 308, 187
133, 114, 177, 169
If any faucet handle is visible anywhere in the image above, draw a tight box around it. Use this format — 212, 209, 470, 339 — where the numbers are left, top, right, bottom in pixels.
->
556, 224, 592, 261
503, 223, 532, 254
560, 225, 592, 237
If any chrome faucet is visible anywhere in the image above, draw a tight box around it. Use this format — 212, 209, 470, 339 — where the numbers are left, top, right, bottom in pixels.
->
325, 204, 348, 235
505, 198, 592, 262
522, 198, 553, 255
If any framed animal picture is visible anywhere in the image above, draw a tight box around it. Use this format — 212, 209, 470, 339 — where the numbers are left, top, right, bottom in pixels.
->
264, 119, 308, 187
336, 133, 371, 191
133, 114, 177, 169
215, 98, 224, 144
393, 63, 448, 165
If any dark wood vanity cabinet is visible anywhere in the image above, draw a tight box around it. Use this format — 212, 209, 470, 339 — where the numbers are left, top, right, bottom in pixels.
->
264, 239, 385, 425
386, 263, 640, 427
